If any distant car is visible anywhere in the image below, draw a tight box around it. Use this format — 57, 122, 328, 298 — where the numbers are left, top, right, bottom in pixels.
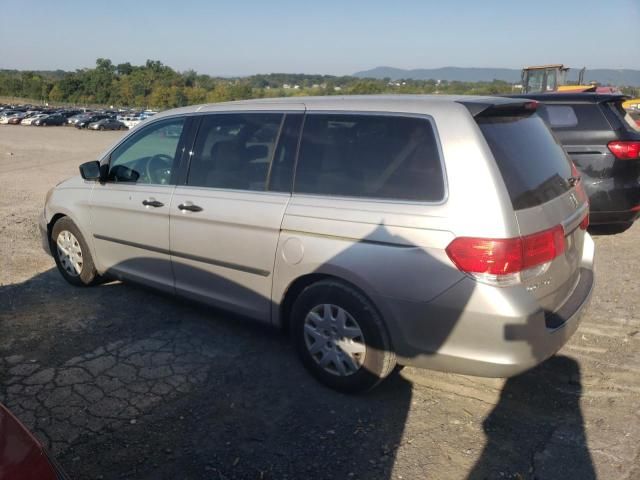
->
121, 116, 146, 129
57, 109, 83, 119
67, 113, 89, 126
7, 112, 27, 124
76, 114, 110, 129
0, 112, 21, 124
34, 113, 67, 126
0, 403, 69, 479
21, 113, 48, 126
88, 117, 127, 131
508, 93, 640, 234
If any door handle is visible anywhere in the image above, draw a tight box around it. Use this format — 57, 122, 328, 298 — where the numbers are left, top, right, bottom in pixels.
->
178, 202, 203, 212
142, 198, 164, 207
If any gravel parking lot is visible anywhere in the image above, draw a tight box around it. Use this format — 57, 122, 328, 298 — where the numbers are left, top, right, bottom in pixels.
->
1, 126, 639, 480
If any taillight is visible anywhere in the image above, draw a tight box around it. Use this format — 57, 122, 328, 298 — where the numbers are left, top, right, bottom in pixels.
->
570, 162, 579, 178
607, 141, 640, 160
446, 225, 565, 286
579, 214, 589, 230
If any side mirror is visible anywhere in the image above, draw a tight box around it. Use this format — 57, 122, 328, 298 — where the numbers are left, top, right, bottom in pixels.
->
79, 161, 102, 181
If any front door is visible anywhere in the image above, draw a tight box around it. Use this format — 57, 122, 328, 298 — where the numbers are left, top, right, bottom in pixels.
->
170, 111, 303, 321
90, 117, 188, 292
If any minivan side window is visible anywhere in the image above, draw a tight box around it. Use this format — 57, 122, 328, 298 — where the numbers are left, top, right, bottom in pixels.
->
187, 113, 283, 191
294, 114, 444, 202
268, 113, 303, 192
108, 118, 185, 184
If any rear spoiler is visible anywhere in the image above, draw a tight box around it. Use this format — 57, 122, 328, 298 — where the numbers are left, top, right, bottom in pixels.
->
458, 99, 539, 117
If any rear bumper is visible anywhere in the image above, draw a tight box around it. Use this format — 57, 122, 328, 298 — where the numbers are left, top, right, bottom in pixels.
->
589, 209, 640, 226
387, 235, 595, 377
584, 176, 640, 225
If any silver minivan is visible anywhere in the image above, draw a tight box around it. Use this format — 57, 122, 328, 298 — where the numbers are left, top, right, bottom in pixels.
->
41, 95, 594, 392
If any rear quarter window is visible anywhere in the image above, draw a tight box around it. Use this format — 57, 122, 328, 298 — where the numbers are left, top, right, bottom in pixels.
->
478, 113, 573, 210
538, 104, 610, 131
605, 102, 640, 134
294, 114, 444, 202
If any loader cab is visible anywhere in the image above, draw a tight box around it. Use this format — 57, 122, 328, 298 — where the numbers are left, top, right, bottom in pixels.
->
521, 64, 588, 94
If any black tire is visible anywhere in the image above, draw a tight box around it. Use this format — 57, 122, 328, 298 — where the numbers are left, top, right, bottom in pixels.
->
99, 126, 104, 131
588, 223, 633, 236
51, 217, 99, 286
291, 280, 396, 393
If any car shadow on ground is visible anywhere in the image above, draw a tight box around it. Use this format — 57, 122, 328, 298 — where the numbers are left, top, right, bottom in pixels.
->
1, 239, 596, 480
467, 355, 596, 480
0, 265, 417, 479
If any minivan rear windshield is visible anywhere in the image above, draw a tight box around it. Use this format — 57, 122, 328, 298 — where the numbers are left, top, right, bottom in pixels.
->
477, 113, 573, 210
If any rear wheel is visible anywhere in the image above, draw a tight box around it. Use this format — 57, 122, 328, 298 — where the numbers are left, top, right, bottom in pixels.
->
291, 280, 396, 393
51, 217, 99, 286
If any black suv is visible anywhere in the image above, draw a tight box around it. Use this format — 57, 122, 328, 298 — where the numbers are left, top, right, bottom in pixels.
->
508, 93, 640, 234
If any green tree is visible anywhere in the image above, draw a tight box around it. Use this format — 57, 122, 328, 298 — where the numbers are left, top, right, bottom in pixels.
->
48, 84, 63, 103
116, 62, 133, 76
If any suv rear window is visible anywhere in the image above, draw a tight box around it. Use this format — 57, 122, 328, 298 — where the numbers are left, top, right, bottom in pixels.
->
294, 114, 444, 202
478, 113, 573, 210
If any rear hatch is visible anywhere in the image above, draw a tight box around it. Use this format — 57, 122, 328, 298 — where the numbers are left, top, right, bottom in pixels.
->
537, 97, 640, 171
473, 101, 589, 315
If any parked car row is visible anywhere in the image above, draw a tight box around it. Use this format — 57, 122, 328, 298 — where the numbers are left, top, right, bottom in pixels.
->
0, 106, 84, 126
0, 104, 157, 131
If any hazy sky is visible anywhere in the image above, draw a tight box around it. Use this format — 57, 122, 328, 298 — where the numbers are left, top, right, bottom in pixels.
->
1, 0, 638, 76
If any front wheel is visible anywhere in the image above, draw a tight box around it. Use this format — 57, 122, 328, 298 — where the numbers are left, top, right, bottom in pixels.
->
291, 280, 396, 393
51, 217, 99, 286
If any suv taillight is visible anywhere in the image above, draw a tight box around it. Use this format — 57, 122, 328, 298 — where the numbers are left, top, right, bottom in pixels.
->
608, 141, 640, 160
446, 225, 565, 286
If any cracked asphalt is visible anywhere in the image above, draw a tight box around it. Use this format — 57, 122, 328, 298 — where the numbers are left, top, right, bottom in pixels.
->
1, 126, 640, 480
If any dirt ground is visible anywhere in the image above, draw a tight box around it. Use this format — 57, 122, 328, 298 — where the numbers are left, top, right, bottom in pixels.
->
1, 125, 639, 480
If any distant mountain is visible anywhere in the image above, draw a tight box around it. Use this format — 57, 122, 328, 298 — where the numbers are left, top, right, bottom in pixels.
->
353, 66, 640, 86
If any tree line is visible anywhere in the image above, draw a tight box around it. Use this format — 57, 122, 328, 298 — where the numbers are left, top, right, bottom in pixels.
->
2, 58, 636, 110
